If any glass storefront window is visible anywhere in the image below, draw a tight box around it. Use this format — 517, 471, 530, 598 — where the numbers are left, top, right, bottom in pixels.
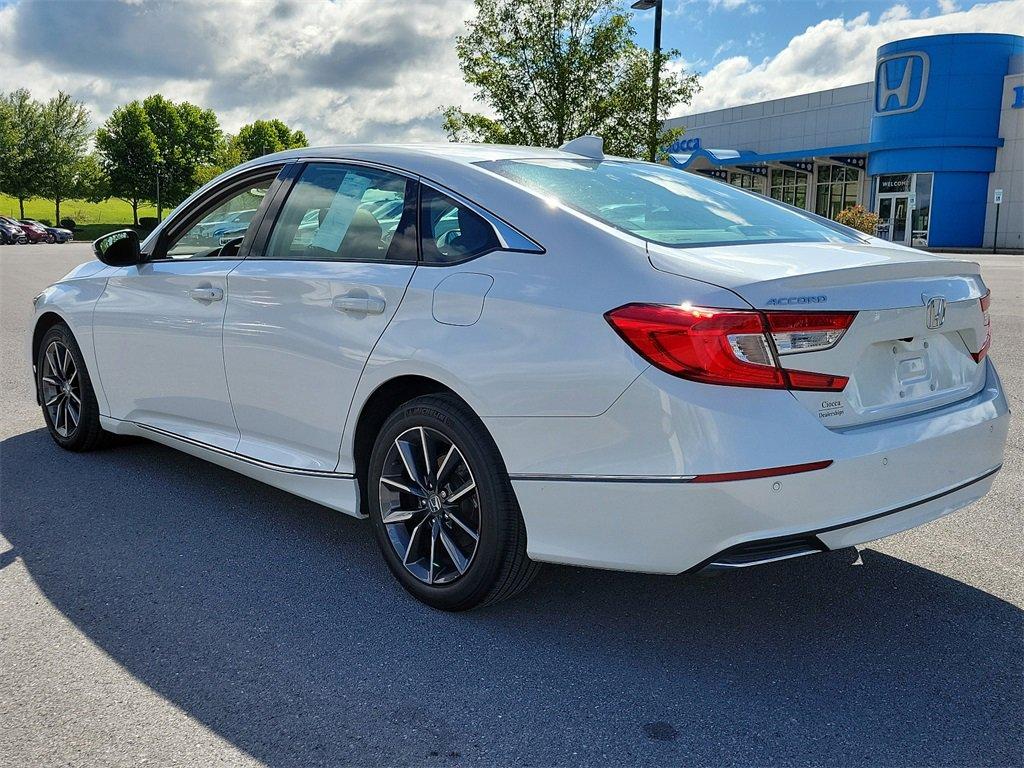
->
770, 167, 809, 208
814, 164, 862, 220
727, 171, 766, 195
911, 173, 932, 246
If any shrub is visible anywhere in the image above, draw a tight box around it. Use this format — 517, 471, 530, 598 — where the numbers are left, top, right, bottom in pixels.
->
835, 204, 880, 236
138, 217, 159, 229
60, 218, 78, 231
37, 218, 53, 226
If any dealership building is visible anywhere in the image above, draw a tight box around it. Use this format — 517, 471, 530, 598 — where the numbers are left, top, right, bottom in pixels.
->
665, 33, 1024, 250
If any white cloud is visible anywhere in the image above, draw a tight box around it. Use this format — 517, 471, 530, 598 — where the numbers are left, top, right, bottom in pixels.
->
0, 0, 479, 145
713, 40, 737, 59
708, 0, 759, 11
937, 0, 960, 12
679, 0, 1024, 115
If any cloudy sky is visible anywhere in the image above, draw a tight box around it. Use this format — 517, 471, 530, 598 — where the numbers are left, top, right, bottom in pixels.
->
1, 0, 1021, 144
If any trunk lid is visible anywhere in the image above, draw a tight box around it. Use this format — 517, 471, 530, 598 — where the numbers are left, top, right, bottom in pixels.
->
648, 241, 990, 427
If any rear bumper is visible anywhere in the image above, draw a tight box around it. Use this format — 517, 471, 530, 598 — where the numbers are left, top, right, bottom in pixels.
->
505, 360, 1009, 575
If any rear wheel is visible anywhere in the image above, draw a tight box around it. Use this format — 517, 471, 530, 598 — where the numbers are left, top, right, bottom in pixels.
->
45, 234, 56, 244
368, 394, 539, 610
37, 323, 109, 451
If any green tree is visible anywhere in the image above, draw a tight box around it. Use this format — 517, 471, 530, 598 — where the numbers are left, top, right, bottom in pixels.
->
233, 119, 308, 163
0, 89, 46, 218
442, 0, 700, 160
194, 133, 244, 187
0, 99, 16, 189
142, 94, 221, 219
95, 102, 160, 226
37, 92, 91, 224
71, 153, 111, 205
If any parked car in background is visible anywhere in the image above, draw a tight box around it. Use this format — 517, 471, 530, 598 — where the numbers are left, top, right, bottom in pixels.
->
197, 208, 257, 240
28, 140, 1009, 610
0, 217, 27, 244
13, 218, 50, 243
21, 219, 72, 244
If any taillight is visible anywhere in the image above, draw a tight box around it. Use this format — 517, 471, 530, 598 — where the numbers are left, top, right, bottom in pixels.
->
605, 303, 853, 391
972, 289, 991, 363
767, 311, 856, 354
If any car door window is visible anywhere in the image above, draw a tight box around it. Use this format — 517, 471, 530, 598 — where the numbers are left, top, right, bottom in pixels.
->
164, 179, 274, 260
263, 163, 418, 262
419, 186, 500, 265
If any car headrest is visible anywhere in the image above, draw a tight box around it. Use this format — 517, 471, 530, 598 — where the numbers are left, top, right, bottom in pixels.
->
338, 207, 383, 258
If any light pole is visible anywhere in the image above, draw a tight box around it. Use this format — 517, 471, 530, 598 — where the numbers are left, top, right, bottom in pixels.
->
632, 0, 663, 162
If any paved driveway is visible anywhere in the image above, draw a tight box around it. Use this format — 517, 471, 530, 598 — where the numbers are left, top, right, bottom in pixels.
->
1, 244, 1021, 767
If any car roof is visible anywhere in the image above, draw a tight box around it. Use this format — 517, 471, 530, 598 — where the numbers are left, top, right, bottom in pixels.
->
250, 142, 584, 166
227, 142, 629, 185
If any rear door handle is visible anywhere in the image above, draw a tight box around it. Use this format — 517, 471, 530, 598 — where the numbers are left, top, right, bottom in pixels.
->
189, 287, 224, 302
333, 295, 386, 315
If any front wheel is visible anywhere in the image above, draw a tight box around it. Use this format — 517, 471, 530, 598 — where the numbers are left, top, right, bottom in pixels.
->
368, 394, 540, 610
37, 323, 109, 451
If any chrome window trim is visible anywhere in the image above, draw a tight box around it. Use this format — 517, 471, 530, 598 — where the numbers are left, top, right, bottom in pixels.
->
145, 155, 545, 263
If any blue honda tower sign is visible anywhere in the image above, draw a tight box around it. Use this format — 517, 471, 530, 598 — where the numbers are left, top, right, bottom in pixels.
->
869, 33, 1024, 248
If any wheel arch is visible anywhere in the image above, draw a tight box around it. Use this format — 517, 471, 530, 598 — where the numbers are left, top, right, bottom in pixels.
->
351, 375, 476, 516
31, 311, 71, 404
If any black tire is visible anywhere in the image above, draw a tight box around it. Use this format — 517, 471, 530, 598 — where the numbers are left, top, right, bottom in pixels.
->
45, 234, 56, 244
36, 323, 109, 451
368, 394, 540, 611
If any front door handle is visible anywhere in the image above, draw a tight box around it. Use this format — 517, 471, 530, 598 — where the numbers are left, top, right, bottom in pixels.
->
189, 287, 224, 302
333, 295, 386, 315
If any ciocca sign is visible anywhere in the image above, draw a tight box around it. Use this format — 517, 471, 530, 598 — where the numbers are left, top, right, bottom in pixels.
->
875, 52, 930, 115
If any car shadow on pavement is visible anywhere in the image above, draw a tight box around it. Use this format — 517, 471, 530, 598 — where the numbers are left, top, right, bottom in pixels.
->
2, 428, 1021, 767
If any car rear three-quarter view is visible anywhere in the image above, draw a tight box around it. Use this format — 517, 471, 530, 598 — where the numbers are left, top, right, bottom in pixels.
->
28, 141, 1010, 610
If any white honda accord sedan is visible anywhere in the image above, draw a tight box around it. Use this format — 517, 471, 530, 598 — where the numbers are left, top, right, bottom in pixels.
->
28, 139, 1009, 609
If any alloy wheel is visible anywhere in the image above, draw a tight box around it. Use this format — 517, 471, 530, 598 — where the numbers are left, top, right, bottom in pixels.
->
378, 426, 481, 585
40, 340, 82, 438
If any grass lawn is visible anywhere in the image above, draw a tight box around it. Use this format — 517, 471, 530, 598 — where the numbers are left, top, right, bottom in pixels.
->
0, 195, 160, 240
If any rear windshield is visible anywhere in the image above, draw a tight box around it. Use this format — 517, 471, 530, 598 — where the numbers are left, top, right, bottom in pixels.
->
478, 158, 862, 248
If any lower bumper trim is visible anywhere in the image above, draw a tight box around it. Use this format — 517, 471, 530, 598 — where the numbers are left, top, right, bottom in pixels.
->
692, 463, 1001, 573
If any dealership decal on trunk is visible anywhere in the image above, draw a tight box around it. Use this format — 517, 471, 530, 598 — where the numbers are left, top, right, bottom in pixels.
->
818, 399, 845, 419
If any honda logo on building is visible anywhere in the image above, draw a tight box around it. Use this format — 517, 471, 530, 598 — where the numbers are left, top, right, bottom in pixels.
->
876, 52, 930, 115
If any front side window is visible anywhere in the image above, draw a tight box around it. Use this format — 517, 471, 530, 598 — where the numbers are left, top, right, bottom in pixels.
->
480, 159, 859, 248
263, 163, 417, 262
165, 177, 275, 259
419, 186, 501, 264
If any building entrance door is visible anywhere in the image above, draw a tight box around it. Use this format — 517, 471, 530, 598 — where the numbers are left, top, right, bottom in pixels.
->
876, 195, 910, 245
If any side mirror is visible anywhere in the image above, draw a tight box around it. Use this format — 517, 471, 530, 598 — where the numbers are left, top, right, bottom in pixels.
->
93, 229, 141, 266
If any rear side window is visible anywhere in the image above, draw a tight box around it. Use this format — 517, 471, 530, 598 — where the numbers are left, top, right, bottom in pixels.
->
263, 163, 418, 262
419, 186, 500, 265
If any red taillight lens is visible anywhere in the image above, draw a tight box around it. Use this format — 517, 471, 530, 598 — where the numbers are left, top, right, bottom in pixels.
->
605, 304, 850, 391
604, 304, 785, 388
785, 369, 850, 391
973, 289, 992, 363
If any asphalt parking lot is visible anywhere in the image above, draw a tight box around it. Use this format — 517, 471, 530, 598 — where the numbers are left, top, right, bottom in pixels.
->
1, 243, 1021, 767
